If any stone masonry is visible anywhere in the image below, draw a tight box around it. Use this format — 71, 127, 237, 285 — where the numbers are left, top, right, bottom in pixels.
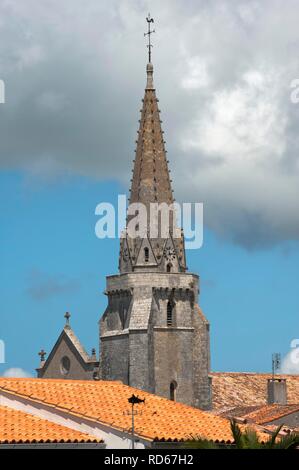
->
100, 60, 211, 409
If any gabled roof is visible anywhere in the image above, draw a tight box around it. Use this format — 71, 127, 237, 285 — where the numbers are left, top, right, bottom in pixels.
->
62, 325, 91, 363
216, 404, 299, 425
39, 325, 96, 374
0, 405, 102, 444
211, 372, 299, 409
0, 378, 269, 444
240, 404, 299, 425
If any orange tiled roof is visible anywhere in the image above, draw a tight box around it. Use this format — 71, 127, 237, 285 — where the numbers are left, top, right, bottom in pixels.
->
211, 372, 299, 410
264, 424, 299, 435
213, 405, 262, 418
0, 378, 268, 444
241, 404, 299, 425
0, 405, 102, 444
216, 404, 299, 426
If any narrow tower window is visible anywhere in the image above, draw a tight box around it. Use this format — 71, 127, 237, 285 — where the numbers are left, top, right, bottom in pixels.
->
167, 301, 173, 326
144, 247, 149, 262
167, 263, 172, 273
170, 381, 177, 401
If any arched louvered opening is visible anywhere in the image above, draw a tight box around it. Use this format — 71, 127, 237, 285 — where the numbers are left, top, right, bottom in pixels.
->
167, 301, 174, 326
167, 263, 172, 273
144, 247, 149, 262
170, 380, 177, 401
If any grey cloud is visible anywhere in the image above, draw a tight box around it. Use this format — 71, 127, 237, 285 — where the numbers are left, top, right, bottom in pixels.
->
1, 0, 299, 249
26, 269, 80, 301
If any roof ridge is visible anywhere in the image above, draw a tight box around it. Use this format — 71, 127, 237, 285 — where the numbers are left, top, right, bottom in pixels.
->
63, 326, 92, 362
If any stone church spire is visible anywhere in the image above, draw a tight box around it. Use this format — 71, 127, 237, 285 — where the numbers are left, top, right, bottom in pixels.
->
129, 62, 173, 208
119, 21, 186, 274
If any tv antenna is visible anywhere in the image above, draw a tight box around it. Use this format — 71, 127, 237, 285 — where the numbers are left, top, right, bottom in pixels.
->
272, 352, 281, 379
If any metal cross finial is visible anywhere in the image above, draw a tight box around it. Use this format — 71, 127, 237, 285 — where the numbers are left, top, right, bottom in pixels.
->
64, 311, 71, 325
38, 349, 47, 362
144, 13, 155, 63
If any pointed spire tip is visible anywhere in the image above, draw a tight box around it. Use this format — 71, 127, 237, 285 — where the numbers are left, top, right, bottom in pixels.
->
146, 62, 154, 90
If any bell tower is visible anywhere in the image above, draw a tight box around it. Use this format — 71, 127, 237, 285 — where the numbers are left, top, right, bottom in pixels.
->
99, 15, 211, 409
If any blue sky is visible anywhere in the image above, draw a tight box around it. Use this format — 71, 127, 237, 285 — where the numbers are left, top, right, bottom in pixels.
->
0, 170, 298, 376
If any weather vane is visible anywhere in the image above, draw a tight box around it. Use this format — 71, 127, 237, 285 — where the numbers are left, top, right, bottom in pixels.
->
124, 394, 145, 450
144, 13, 155, 63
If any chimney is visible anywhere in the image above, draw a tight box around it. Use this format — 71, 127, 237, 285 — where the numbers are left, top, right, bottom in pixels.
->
267, 378, 287, 405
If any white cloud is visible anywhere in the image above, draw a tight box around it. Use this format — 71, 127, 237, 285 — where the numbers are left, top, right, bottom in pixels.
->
182, 68, 286, 161
280, 348, 299, 374
2, 368, 32, 378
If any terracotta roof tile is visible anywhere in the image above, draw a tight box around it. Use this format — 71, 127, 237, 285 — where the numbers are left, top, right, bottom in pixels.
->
0, 378, 269, 444
241, 404, 299, 425
216, 404, 299, 427
263, 424, 299, 436
0, 405, 102, 444
211, 373, 299, 409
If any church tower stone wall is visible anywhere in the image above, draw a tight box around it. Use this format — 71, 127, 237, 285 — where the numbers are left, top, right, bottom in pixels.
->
99, 58, 211, 409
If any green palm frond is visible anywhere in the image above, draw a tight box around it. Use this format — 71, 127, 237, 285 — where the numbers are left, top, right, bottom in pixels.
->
230, 419, 244, 448
263, 424, 283, 449
242, 428, 262, 449
273, 432, 299, 449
